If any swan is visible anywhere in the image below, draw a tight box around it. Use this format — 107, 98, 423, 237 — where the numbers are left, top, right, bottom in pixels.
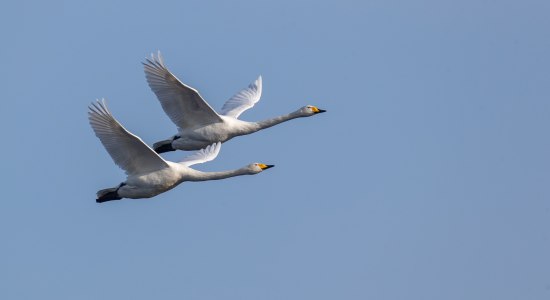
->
89, 99, 274, 203
143, 52, 326, 153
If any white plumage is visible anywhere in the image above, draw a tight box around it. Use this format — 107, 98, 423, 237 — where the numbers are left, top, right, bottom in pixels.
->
143, 52, 326, 153
88, 100, 169, 175
220, 75, 263, 118
89, 99, 274, 203
178, 142, 221, 167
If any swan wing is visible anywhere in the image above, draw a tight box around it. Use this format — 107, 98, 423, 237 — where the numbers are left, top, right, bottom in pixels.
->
179, 142, 221, 167
88, 99, 170, 175
220, 75, 262, 119
143, 51, 224, 129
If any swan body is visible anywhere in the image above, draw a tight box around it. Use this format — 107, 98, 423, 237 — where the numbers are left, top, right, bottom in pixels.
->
169, 116, 259, 151
144, 52, 326, 153
89, 99, 273, 202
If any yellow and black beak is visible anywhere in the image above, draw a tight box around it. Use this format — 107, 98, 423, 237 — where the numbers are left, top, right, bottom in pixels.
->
312, 106, 327, 114
258, 164, 275, 170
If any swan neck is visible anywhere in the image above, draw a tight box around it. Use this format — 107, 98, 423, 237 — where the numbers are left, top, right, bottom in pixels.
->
255, 111, 301, 130
187, 168, 249, 182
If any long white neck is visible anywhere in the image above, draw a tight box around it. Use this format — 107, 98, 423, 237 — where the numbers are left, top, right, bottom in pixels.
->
244, 110, 303, 134
185, 167, 251, 182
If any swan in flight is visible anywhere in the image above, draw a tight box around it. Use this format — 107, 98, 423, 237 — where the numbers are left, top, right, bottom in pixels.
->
89, 99, 274, 203
143, 52, 326, 153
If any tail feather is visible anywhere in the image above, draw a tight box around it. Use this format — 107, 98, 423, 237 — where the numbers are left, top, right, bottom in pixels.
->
96, 187, 122, 203
153, 139, 175, 153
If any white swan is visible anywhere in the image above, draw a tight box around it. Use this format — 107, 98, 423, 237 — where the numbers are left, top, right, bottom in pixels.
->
143, 52, 326, 153
89, 99, 274, 203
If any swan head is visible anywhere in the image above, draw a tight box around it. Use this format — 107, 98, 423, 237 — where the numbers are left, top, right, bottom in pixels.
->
299, 105, 326, 116
246, 163, 275, 174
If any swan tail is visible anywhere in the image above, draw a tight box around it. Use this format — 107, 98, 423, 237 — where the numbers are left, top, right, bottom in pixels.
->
96, 187, 122, 203
153, 139, 175, 153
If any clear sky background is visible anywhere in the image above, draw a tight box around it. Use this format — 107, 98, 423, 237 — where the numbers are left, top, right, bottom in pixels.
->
1, 0, 549, 299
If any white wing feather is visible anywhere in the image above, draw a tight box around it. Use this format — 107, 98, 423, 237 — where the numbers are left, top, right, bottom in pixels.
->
88, 99, 170, 175
179, 142, 221, 167
143, 51, 223, 129
220, 75, 262, 119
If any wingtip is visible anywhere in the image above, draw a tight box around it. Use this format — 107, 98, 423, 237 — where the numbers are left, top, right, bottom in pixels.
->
208, 141, 222, 154
88, 98, 111, 116
213, 143, 221, 157
144, 50, 165, 68
156, 50, 164, 65
89, 99, 102, 111
256, 75, 263, 91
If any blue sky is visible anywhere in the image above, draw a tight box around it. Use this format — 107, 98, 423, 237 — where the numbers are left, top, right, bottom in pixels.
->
1, 0, 549, 299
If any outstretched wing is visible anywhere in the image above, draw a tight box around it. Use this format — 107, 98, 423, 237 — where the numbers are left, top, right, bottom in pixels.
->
143, 51, 224, 129
88, 99, 170, 175
179, 142, 221, 167
220, 75, 262, 119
